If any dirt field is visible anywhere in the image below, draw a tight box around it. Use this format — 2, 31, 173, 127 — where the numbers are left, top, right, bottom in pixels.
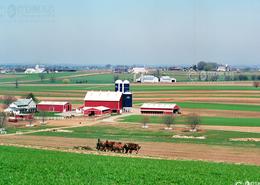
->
1, 134, 260, 166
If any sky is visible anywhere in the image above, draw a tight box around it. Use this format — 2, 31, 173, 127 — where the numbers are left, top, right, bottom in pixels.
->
0, 0, 260, 66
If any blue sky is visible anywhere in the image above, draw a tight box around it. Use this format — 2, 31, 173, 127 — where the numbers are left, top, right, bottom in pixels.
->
0, 0, 260, 65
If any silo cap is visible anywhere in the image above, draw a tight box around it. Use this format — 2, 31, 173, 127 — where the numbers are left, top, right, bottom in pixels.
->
123, 80, 130, 84
115, 79, 123, 83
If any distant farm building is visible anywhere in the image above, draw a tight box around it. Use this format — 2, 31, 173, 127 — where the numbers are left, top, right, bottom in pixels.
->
4, 98, 37, 115
131, 67, 148, 74
160, 76, 176, 83
24, 65, 45, 74
37, 101, 72, 112
140, 103, 180, 115
84, 91, 123, 113
217, 64, 230, 72
136, 75, 159, 83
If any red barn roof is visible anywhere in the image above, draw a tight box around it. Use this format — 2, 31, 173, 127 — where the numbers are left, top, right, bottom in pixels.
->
84, 91, 123, 102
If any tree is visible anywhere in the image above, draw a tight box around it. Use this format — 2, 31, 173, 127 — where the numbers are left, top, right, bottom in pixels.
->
154, 69, 160, 78
39, 73, 46, 81
15, 79, 19, 88
40, 111, 47, 125
186, 113, 201, 132
0, 112, 7, 129
163, 115, 175, 129
26, 114, 35, 127
50, 73, 56, 83
25, 93, 39, 103
141, 116, 149, 128
253, 81, 260, 88
1, 95, 17, 109
62, 79, 70, 84
113, 75, 119, 82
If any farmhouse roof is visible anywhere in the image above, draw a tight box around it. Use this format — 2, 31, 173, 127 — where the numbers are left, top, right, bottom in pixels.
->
13, 98, 34, 106
38, 101, 69, 106
84, 91, 122, 101
140, 103, 178, 109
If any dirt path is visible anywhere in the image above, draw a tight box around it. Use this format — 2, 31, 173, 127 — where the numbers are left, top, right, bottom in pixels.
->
1, 135, 260, 165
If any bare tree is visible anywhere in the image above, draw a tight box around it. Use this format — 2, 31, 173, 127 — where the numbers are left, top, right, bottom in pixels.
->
253, 81, 260, 88
1, 95, 17, 109
141, 115, 149, 128
186, 113, 201, 132
40, 111, 46, 125
163, 115, 175, 129
50, 73, 56, 83
39, 73, 46, 81
0, 112, 7, 129
26, 114, 35, 127
15, 79, 19, 88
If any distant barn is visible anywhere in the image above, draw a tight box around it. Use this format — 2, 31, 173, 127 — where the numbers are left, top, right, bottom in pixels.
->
140, 103, 180, 115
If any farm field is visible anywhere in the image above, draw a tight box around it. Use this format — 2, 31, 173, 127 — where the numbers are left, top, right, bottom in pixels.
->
28, 124, 260, 148
120, 115, 260, 127
1, 72, 260, 183
1, 146, 259, 185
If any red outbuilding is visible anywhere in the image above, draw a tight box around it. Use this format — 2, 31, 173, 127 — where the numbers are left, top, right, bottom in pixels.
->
37, 101, 72, 113
140, 103, 180, 115
82, 106, 111, 116
84, 91, 123, 113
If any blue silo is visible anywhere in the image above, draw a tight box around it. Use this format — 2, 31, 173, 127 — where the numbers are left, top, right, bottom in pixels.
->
115, 80, 123, 92
122, 92, 132, 108
123, 80, 130, 93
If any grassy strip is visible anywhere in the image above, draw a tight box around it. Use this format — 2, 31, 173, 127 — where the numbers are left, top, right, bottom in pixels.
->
175, 102, 260, 112
1, 146, 259, 184
120, 115, 260, 127
133, 101, 260, 112
30, 125, 260, 148
1, 85, 260, 93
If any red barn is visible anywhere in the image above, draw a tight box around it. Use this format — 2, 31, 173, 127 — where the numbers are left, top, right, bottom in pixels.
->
84, 91, 123, 113
37, 101, 72, 113
140, 103, 180, 115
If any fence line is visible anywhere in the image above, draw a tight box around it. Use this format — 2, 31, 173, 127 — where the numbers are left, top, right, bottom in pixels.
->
34, 117, 64, 120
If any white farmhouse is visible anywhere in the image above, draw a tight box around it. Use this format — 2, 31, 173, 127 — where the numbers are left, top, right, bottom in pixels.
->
4, 98, 37, 115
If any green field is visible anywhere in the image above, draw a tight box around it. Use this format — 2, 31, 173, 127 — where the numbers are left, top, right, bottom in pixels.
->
1, 84, 260, 93
0, 146, 259, 185
29, 125, 260, 148
120, 115, 260, 127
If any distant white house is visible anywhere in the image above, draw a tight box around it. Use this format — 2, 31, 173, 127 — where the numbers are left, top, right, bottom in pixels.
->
4, 98, 37, 115
24, 65, 45, 74
217, 65, 230, 72
160, 76, 177, 83
136, 75, 159, 83
131, 67, 148, 74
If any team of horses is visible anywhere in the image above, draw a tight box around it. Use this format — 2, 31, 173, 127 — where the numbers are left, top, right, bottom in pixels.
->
96, 139, 141, 154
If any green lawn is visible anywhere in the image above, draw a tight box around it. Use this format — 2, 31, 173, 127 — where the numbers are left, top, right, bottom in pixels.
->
30, 125, 260, 148
120, 115, 260, 127
0, 146, 259, 185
